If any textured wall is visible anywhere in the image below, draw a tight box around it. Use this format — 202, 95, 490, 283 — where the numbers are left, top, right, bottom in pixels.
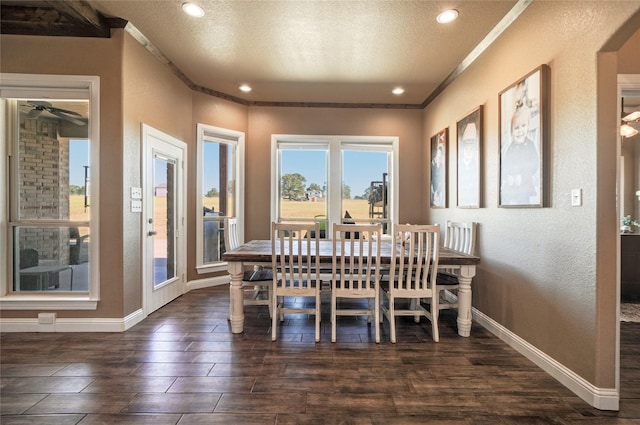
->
423, 1, 640, 388
1, 33, 124, 318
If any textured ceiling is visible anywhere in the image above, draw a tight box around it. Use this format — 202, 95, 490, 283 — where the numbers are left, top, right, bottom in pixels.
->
88, 0, 520, 105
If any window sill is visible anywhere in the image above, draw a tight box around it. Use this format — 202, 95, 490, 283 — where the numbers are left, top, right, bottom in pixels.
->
0, 295, 98, 310
196, 263, 229, 275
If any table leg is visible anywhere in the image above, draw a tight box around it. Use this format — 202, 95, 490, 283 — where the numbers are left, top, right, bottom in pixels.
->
228, 261, 245, 334
456, 265, 476, 337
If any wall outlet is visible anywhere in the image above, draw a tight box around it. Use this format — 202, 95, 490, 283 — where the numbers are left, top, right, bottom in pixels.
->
38, 312, 56, 324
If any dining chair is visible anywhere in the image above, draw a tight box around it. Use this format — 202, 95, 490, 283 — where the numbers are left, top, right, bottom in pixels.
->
271, 222, 322, 342
331, 223, 382, 343
381, 223, 441, 343
438, 220, 478, 311
224, 217, 274, 318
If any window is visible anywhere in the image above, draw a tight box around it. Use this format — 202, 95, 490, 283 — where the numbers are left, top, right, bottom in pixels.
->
272, 135, 398, 234
1, 74, 100, 309
196, 124, 244, 273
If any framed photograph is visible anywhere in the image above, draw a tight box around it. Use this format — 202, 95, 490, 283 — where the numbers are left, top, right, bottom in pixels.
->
430, 128, 448, 208
499, 65, 549, 207
457, 106, 483, 208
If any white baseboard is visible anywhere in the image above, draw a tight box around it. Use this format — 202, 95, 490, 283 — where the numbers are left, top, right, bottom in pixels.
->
187, 274, 230, 291
0, 276, 230, 333
473, 307, 619, 411
0, 308, 146, 332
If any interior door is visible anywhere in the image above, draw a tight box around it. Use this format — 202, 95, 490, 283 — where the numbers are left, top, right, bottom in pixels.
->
143, 124, 186, 315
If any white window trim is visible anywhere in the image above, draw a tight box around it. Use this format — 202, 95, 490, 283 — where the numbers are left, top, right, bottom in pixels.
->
0, 73, 100, 310
195, 123, 245, 274
271, 134, 399, 232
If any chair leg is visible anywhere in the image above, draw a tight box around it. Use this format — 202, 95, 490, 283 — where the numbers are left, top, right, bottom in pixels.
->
374, 293, 380, 344
367, 298, 372, 323
271, 292, 278, 341
331, 294, 337, 343
389, 295, 396, 344
315, 293, 321, 343
432, 296, 440, 343
267, 285, 273, 318
271, 310, 277, 341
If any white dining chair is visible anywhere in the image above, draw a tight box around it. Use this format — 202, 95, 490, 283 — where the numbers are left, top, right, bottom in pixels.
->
271, 222, 322, 342
381, 223, 441, 343
331, 223, 382, 343
438, 220, 478, 311
225, 217, 273, 318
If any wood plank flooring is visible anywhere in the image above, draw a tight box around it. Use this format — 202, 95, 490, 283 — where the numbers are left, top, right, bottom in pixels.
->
1, 284, 639, 424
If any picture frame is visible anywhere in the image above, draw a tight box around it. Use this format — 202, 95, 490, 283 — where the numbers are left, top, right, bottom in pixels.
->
430, 128, 448, 208
457, 105, 483, 208
498, 65, 549, 208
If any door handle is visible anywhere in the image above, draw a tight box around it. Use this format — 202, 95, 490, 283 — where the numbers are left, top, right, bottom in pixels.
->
148, 231, 157, 236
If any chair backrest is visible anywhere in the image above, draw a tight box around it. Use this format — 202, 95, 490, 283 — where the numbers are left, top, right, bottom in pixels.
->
389, 223, 440, 293
271, 222, 321, 287
224, 217, 240, 252
332, 223, 382, 291
443, 220, 477, 255
19, 248, 39, 269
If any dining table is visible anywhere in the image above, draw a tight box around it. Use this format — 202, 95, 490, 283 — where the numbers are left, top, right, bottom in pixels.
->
222, 239, 480, 337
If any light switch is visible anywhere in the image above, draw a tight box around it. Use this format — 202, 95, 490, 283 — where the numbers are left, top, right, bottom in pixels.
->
131, 187, 142, 199
571, 189, 582, 207
131, 199, 142, 212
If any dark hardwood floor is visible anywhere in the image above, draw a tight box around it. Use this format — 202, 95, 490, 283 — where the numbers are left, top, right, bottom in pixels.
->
1, 284, 639, 424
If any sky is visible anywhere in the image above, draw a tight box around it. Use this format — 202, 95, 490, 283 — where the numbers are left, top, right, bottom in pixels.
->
72, 140, 388, 198
281, 149, 388, 197
69, 139, 89, 186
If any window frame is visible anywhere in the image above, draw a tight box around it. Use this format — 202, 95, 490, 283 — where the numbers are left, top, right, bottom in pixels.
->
271, 135, 399, 233
195, 123, 245, 274
0, 73, 100, 310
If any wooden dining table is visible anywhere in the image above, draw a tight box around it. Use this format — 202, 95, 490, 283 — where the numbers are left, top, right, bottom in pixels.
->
222, 239, 480, 337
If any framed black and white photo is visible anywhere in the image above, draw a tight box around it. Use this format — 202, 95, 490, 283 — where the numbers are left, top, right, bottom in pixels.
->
429, 128, 448, 208
499, 65, 549, 207
457, 106, 482, 208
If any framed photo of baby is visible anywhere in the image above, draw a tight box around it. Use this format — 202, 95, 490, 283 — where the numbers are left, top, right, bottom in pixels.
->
457, 106, 483, 208
498, 65, 549, 208
430, 128, 448, 208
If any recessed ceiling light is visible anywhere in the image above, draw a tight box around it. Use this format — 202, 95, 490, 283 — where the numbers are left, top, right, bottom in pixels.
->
436, 9, 458, 24
239, 84, 252, 92
182, 2, 204, 17
392, 87, 405, 95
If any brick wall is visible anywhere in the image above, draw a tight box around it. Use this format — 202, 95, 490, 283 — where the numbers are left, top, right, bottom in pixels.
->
18, 116, 70, 264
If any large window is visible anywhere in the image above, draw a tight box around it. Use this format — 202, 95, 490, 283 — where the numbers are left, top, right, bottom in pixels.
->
1, 74, 100, 308
196, 124, 244, 273
272, 135, 398, 235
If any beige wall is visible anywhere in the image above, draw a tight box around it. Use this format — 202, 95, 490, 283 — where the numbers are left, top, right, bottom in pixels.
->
423, 2, 640, 388
121, 30, 194, 314
1, 33, 124, 319
2, 0, 640, 405
189, 92, 249, 281
246, 107, 423, 240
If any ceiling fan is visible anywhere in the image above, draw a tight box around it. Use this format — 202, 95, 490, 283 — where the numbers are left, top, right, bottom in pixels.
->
23, 100, 86, 126
621, 111, 640, 138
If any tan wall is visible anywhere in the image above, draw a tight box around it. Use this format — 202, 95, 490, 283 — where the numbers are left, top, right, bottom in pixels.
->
423, 2, 640, 388
245, 107, 423, 240
2, 1, 640, 401
189, 92, 248, 282
120, 30, 194, 314
0, 33, 125, 319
